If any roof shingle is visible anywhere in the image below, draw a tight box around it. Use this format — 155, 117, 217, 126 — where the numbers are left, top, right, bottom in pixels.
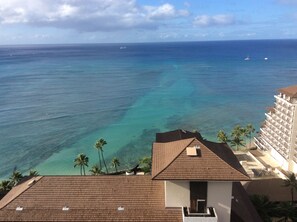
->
0, 176, 182, 222
152, 138, 250, 181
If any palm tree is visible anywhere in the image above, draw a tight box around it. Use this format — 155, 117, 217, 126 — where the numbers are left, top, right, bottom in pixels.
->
230, 136, 245, 151
94, 140, 103, 170
95, 138, 108, 173
0, 180, 12, 192
89, 165, 102, 175
139, 156, 152, 173
111, 157, 120, 173
231, 125, 245, 151
283, 172, 297, 205
245, 124, 255, 148
29, 169, 39, 176
250, 195, 277, 222
277, 201, 297, 222
9, 170, 23, 186
74, 153, 89, 176
231, 125, 245, 138
217, 130, 229, 143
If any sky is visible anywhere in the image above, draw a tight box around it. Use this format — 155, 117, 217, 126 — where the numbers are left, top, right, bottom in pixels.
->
1, 0, 297, 44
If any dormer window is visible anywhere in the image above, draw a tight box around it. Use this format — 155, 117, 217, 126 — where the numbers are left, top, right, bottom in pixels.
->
186, 145, 201, 156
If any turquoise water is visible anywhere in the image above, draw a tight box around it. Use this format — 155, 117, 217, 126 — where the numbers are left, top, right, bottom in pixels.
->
1, 40, 297, 177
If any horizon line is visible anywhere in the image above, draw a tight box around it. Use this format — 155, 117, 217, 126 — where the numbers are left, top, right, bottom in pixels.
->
0, 38, 297, 47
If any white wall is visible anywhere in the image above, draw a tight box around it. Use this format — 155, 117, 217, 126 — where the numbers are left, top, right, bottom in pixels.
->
207, 182, 232, 222
292, 161, 297, 173
289, 105, 297, 173
270, 148, 289, 170
165, 181, 190, 207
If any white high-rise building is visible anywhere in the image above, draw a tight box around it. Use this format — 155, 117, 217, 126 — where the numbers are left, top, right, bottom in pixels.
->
255, 85, 297, 173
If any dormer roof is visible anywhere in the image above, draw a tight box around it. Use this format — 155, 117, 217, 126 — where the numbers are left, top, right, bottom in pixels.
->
152, 138, 250, 181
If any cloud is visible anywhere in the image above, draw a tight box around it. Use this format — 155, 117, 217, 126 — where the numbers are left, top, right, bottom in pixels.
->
145, 3, 189, 19
193, 14, 235, 27
0, 0, 189, 32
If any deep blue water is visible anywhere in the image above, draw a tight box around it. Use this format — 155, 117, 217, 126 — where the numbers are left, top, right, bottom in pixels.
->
1, 40, 297, 178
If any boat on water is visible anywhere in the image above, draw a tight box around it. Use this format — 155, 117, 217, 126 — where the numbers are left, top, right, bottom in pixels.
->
120, 46, 127, 50
244, 56, 250, 61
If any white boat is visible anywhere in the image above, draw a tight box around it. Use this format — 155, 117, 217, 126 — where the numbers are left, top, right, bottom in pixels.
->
120, 46, 126, 50
244, 56, 250, 61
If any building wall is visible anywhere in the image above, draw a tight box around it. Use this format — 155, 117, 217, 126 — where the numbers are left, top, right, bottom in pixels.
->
292, 161, 297, 173
207, 182, 232, 222
165, 180, 233, 222
270, 147, 289, 170
289, 105, 297, 171
165, 181, 190, 207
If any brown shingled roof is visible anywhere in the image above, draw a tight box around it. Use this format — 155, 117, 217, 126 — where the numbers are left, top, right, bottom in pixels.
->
0, 176, 42, 209
152, 138, 250, 181
0, 176, 182, 222
278, 85, 297, 98
152, 138, 194, 179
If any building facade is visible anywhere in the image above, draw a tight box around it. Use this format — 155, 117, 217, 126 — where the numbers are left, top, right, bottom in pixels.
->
254, 85, 297, 173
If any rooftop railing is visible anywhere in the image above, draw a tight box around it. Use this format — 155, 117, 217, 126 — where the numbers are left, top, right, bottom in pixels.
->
182, 207, 217, 222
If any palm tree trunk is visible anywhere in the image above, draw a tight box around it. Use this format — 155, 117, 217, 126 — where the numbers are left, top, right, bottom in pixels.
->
80, 166, 82, 176
101, 151, 108, 173
291, 188, 294, 205
83, 165, 86, 176
97, 150, 102, 170
115, 165, 118, 173
249, 134, 251, 148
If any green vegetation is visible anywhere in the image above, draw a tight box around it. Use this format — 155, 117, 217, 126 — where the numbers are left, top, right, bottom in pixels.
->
29, 169, 39, 176
217, 124, 256, 151
74, 153, 89, 176
230, 125, 245, 150
139, 156, 152, 173
277, 201, 297, 222
251, 174, 297, 222
250, 194, 297, 222
89, 165, 102, 176
0, 180, 12, 192
9, 170, 24, 186
111, 157, 120, 173
0, 169, 40, 194
217, 130, 229, 143
245, 124, 255, 148
95, 138, 108, 173
283, 172, 297, 205
250, 195, 278, 222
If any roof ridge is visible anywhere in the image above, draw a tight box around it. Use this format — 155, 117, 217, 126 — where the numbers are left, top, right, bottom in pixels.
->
152, 138, 195, 180
0, 176, 43, 210
204, 145, 250, 180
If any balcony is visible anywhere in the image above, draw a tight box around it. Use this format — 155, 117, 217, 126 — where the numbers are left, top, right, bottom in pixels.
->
183, 207, 217, 222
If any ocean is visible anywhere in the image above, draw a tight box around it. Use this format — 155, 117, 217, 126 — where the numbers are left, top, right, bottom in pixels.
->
1, 40, 297, 178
